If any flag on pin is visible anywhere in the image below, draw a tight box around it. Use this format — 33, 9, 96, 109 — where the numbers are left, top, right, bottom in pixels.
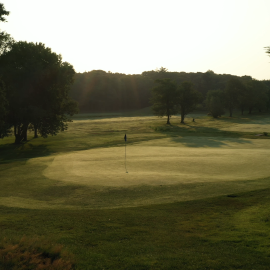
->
124, 134, 127, 141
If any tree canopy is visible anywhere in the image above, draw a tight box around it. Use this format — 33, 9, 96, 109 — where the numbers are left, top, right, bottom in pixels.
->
0, 3, 13, 55
0, 41, 78, 143
151, 79, 179, 124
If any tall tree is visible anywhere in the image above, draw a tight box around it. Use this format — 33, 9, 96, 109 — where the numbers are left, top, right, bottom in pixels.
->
151, 79, 179, 124
178, 81, 201, 123
0, 41, 78, 143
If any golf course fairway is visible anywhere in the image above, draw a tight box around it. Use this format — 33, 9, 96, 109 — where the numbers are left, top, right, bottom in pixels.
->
2, 131, 270, 210
2, 114, 270, 269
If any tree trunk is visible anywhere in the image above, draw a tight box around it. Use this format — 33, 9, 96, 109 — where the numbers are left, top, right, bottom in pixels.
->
22, 125, 28, 141
14, 123, 29, 144
166, 114, 170, 125
229, 108, 232, 117
14, 125, 21, 144
241, 108, 244, 115
249, 107, 252, 114
180, 108, 185, 123
34, 125, 38, 138
180, 114, 185, 123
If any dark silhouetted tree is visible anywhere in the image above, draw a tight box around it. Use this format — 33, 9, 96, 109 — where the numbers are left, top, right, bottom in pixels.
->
0, 41, 78, 143
178, 81, 201, 123
151, 79, 179, 124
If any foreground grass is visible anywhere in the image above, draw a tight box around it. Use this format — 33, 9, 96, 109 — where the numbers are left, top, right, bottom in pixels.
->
1, 188, 270, 269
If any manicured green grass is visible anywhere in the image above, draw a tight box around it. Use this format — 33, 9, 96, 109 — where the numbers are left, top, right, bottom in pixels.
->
1, 111, 270, 269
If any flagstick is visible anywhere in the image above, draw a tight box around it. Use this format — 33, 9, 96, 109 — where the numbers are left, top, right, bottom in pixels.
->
125, 140, 128, 173
124, 133, 128, 173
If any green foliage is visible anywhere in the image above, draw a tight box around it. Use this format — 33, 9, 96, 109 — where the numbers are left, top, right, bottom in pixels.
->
69, 67, 270, 116
70, 70, 153, 112
0, 41, 78, 143
206, 90, 225, 118
151, 79, 179, 124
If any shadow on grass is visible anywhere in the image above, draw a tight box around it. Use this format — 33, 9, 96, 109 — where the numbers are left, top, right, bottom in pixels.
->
171, 136, 253, 148
217, 114, 270, 125
0, 140, 54, 163
153, 124, 255, 148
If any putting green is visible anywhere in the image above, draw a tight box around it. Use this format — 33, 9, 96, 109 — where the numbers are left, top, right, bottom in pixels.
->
40, 137, 270, 187
2, 136, 270, 210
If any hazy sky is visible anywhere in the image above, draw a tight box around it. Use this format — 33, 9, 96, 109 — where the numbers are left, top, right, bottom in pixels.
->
1, 0, 270, 79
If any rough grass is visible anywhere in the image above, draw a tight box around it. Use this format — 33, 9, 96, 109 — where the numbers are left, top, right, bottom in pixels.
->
0, 236, 74, 269
1, 111, 270, 268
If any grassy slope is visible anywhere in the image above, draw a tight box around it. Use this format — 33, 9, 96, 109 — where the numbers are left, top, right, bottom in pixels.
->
1, 112, 270, 269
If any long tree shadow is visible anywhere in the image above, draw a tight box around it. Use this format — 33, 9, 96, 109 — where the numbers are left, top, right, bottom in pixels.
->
0, 140, 54, 164
170, 136, 253, 148
217, 114, 270, 125
153, 124, 255, 148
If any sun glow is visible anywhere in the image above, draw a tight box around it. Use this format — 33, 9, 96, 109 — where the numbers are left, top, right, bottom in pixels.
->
1, 0, 270, 79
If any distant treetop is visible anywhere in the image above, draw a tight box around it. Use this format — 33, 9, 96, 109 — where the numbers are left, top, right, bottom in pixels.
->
0, 3, 9, 22
266, 46, 270, 56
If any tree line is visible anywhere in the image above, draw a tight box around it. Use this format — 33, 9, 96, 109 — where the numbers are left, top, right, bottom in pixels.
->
70, 70, 153, 112
70, 67, 270, 119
